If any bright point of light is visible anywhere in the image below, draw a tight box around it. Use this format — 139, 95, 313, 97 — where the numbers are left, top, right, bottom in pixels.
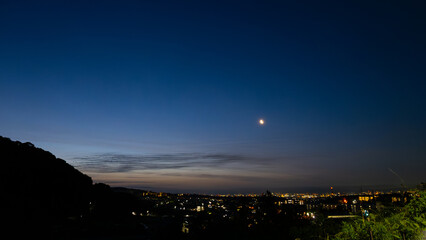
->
259, 119, 265, 125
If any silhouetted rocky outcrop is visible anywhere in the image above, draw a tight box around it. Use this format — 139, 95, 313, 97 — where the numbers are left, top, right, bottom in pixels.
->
0, 136, 93, 231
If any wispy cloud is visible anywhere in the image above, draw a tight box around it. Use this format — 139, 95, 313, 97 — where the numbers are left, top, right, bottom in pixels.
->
71, 152, 262, 173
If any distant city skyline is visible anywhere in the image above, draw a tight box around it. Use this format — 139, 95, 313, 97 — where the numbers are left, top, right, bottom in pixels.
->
1, 0, 425, 193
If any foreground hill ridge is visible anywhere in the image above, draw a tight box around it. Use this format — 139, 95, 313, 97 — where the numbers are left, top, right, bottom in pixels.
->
1, 136, 93, 222
0, 136, 92, 186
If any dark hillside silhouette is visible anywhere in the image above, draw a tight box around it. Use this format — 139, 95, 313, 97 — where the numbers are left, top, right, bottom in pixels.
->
0, 136, 92, 234
0, 136, 149, 239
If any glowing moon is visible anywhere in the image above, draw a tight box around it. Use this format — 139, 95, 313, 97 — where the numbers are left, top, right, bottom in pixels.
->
259, 119, 265, 125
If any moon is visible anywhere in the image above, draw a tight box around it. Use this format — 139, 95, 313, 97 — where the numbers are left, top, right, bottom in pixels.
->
259, 119, 265, 125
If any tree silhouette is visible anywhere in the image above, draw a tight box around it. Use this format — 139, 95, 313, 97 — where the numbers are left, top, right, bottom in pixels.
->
0, 136, 93, 237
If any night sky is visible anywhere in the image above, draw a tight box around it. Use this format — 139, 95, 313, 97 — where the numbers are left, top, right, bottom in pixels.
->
1, 0, 425, 194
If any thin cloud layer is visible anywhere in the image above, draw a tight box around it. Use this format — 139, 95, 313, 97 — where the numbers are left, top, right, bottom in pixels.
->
71, 152, 262, 173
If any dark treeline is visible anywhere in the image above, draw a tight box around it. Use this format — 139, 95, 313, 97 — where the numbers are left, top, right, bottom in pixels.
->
1, 136, 91, 223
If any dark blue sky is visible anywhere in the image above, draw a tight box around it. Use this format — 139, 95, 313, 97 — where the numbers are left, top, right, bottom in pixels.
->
1, 0, 425, 193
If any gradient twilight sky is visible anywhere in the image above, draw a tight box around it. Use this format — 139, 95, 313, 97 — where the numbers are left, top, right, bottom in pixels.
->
1, 0, 425, 193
